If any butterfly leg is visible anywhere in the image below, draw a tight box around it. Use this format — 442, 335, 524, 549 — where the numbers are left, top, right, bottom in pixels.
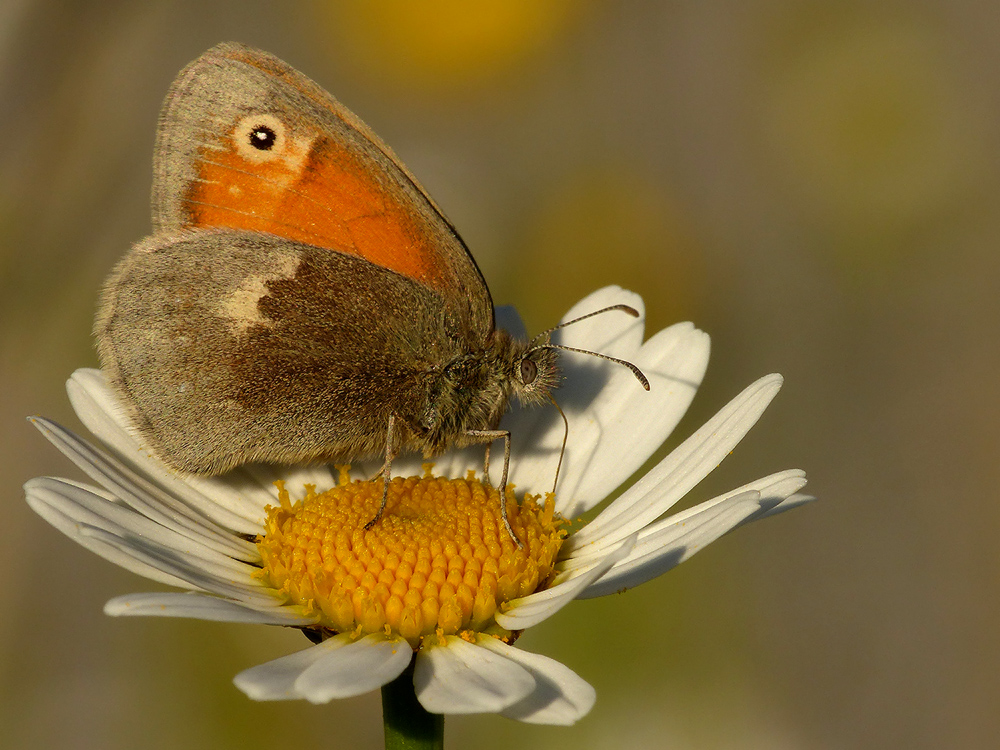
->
365, 414, 398, 530
466, 429, 520, 548
482, 441, 493, 486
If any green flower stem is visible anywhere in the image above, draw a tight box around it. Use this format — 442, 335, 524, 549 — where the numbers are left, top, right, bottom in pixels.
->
382, 660, 443, 750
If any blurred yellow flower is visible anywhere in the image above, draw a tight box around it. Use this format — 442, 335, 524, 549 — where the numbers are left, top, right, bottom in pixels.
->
315, 0, 591, 92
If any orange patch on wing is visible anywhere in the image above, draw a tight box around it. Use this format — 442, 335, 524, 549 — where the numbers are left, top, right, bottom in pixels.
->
184, 136, 447, 288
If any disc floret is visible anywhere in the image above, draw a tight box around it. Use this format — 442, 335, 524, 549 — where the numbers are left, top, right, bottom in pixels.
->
257, 467, 567, 648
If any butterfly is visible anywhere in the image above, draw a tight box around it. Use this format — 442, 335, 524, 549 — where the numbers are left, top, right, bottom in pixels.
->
95, 43, 647, 540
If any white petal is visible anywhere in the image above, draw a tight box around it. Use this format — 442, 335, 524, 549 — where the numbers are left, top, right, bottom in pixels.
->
29, 417, 259, 561
76, 524, 282, 607
67, 370, 267, 534
105, 592, 317, 625
476, 637, 595, 725
234, 635, 353, 700
562, 469, 807, 572
724, 472, 812, 530
572, 469, 812, 599
577, 492, 764, 598
25, 482, 196, 589
565, 374, 783, 551
495, 535, 635, 630
26, 477, 258, 578
414, 635, 536, 714
750, 492, 816, 521
295, 634, 413, 703
554, 322, 711, 518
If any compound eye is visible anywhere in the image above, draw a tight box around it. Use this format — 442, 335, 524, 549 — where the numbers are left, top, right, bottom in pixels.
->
520, 358, 538, 385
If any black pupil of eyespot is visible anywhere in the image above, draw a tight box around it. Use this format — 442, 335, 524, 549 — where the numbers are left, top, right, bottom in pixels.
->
520, 358, 538, 384
249, 125, 277, 151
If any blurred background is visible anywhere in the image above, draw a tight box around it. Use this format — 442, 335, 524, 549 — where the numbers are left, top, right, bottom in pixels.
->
2, 1, 998, 748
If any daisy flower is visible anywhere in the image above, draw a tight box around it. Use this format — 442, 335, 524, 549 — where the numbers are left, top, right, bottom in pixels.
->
24, 286, 811, 728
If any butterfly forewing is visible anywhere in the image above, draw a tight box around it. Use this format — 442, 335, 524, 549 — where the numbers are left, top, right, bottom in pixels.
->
151, 42, 492, 338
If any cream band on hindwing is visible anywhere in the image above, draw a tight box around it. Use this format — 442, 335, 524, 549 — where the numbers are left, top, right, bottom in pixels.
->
216, 251, 301, 336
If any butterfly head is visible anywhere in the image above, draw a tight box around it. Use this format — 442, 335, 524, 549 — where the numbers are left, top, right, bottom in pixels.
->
506, 335, 561, 407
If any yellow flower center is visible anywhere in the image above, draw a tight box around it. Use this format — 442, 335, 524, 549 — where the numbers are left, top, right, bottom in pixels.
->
257, 467, 566, 648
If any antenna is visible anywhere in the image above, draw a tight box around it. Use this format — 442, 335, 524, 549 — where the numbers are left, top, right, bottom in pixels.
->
531, 343, 650, 390
527, 303, 650, 390
528, 304, 641, 347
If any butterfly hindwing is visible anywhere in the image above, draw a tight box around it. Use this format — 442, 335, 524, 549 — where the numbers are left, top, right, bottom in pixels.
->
96, 228, 462, 474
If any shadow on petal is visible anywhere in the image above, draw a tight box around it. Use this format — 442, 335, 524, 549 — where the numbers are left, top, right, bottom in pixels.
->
476, 637, 596, 725
414, 635, 536, 714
